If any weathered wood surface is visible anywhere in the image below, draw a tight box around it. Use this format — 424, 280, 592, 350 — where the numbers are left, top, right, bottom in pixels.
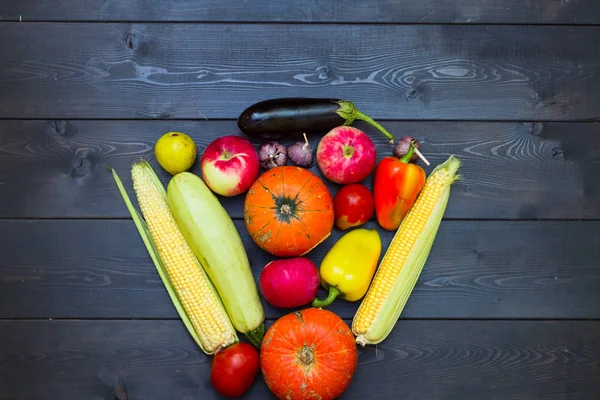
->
1, 24, 599, 120
2, 1, 600, 399
2, 120, 598, 220
2, 219, 599, 320
0, 320, 598, 400
2, 0, 599, 24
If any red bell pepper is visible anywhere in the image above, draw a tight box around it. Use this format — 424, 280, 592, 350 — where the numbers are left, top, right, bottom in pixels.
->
373, 141, 426, 231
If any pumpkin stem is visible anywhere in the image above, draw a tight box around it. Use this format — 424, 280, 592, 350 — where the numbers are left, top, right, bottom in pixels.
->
298, 345, 315, 366
280, 204, 292, 215
311, 286, 341, 308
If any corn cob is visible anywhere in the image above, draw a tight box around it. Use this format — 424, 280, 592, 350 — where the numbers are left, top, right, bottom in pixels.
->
352, 155, 462, 346
112, 160, 238, 355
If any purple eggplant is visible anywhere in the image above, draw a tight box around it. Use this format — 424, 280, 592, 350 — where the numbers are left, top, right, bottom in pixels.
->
237, 98, 394, 143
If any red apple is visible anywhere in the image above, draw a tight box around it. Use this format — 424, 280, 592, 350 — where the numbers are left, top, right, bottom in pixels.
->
316, 126, 376, 184
333, 184, 375, 230
201, 135, 260, 197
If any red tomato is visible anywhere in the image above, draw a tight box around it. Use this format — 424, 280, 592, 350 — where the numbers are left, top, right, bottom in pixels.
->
210, 342, 260, 397
333, 184, 375, 230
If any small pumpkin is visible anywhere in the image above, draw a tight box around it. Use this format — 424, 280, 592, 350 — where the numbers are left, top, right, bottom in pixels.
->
260, 308, 358, 400
244, 166, 334, 257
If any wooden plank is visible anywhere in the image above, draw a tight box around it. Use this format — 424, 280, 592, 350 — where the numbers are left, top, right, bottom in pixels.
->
1, 23, 599, 120
2, 219, 599, 319
1, 120, 598, 220
3, 0, 599, 24
0, 319, 598, 399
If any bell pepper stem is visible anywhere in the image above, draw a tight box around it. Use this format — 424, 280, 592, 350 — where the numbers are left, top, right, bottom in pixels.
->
311, 286, 342, 308
400, 140, 416, 163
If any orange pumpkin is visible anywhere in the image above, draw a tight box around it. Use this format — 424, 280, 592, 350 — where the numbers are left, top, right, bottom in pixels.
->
244, 166, 334, 257
260, 308, 358, 400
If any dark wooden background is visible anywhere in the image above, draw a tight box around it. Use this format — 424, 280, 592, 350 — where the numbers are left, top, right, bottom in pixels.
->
1, 2, 599, 399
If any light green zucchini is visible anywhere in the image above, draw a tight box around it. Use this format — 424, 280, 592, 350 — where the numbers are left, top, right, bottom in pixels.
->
167, 172, 265, 348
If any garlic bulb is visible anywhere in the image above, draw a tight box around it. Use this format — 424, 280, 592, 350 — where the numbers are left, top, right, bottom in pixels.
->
393, 136, 430, 165
393, 136, 420, 162
259, 141, 287, 169
287, 133, 313, 167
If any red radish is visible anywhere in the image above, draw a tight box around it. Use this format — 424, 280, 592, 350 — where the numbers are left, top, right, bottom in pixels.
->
259, 258, 320, 308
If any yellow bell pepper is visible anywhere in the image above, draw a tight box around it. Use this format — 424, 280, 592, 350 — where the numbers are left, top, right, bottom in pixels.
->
311, 228, 382, 308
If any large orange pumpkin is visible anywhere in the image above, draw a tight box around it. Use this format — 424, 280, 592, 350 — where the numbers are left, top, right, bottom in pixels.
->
244, 166, 334, 257
260, 308, 358, 400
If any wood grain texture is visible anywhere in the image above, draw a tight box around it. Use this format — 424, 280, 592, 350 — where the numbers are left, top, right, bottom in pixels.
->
0, 319, 598, 399
0, 23, 599, 120
1, 120, 598, 220
3, 0, 599, 24
2, 219, 599, 319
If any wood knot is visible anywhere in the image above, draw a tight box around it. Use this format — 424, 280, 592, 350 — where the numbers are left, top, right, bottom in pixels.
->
531, 92, 543, 108
551, 147, 565, 160
317, 65, 331, 79
113, 384, 128, 400
524, 122, 543, 136
154, 112, 171, 119
125, 33, 139, 50
405, 84, 422, 102
46, 120, 68, 137
71, 149, 97, 178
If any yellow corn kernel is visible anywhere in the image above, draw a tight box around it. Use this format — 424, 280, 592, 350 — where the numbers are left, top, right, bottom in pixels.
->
131, 160, 237, 354
352, 156, 461, 346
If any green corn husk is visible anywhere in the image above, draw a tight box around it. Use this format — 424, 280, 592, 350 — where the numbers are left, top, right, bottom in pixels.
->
111, 163, 238, 354
352, 155, 462, 346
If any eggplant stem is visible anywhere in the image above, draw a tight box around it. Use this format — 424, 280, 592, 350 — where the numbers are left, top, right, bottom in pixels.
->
354, 111, 395, 144
336, 100, 395, 144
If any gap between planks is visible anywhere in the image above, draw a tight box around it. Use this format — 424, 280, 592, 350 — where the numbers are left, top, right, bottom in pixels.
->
0, 20, 599, 27
2, 217, 600, 222
0, 117, 598, 123
2, 317, 599, 322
